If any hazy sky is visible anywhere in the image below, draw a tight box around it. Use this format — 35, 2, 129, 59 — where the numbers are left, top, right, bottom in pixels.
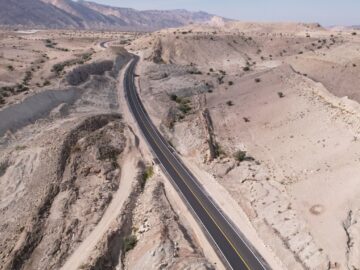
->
90, 0, 359, 26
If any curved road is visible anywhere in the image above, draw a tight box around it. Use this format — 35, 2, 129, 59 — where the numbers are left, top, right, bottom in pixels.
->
124, 55, 270, 270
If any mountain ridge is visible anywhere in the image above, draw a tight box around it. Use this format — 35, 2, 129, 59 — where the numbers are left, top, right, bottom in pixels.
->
0, 0, 217, 30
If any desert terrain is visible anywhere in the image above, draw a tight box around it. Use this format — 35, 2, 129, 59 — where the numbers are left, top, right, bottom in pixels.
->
0, 29, 218, 270
127, 19, 360, 269
1, 15, 360, 270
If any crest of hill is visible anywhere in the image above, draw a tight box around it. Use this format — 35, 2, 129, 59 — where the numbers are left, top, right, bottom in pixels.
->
0, 0, 217, 30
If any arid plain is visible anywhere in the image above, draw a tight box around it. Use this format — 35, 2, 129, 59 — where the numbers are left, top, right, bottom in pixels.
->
1, 17, 360, 270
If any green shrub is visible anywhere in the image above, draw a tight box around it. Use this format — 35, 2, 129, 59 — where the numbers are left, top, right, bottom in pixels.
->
178, 103, 192, 114
123, 235, 137, 252
234, 150, 255, 162
141, 165, 153, 189
214, 142, 225, 158
52, 63, 65, 74
142, 166, 154, 181
234, 150, 247, 162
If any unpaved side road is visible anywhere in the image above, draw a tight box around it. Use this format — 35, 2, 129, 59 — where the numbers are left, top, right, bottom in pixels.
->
60, 132, 140, 270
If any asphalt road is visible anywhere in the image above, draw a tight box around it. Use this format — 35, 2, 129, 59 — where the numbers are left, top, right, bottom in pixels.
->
124, 55, 270, 270
100, 41, 109, 48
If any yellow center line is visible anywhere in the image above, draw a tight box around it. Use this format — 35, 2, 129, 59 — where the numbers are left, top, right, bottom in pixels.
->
128, 66, 252, 270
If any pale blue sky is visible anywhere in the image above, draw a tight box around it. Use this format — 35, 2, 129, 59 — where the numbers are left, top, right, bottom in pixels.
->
89, 0, 359, 26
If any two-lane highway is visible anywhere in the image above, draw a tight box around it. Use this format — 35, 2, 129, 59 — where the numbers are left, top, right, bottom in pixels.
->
124, 55, 269, 270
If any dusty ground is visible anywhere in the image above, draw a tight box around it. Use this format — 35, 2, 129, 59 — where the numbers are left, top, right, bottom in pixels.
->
3, 21, 360, 270
0, 29, 139, 108
130, 20, 360, 270
0, 30, 216, 270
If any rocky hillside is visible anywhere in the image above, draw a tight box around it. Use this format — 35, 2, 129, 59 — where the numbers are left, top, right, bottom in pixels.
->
0, 0, 216, 30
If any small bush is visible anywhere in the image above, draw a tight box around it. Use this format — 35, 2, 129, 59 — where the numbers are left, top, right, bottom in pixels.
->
52, 63, 65, 74
123, 235, 137, 252
228, 81, 234, 86
142, 166, 154, 181
15, 145, 27, 151
7, 65, 14, 71
234, 150, 255, 162
0, 161, 9, 177
234, 150, 247, 162
188, 70, 202, 75
141, 165, 154, 189
43, 80, 51, 86
82, 52, 92, 61
178, 103, 192, 114
243, 66, 250, 72
254, 78, 261, 83
170, 94, 177, 101
226, 101, 234, 106
217, 76, 224, 84
214, 142, 225, 158
16, 84, 29, 93
278, 92, 285, 98
352, 32, 357, 36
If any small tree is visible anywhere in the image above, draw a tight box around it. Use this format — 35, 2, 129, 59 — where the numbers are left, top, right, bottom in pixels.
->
278, 92, 285, 98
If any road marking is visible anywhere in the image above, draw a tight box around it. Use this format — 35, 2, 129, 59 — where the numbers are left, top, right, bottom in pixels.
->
125, 59, 254, 270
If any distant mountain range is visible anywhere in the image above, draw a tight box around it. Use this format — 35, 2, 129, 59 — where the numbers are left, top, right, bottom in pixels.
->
0, 0, 216, 30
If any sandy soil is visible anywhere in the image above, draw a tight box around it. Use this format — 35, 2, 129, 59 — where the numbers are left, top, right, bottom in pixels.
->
131, 20, 360, 269
0, 31, 216, 270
